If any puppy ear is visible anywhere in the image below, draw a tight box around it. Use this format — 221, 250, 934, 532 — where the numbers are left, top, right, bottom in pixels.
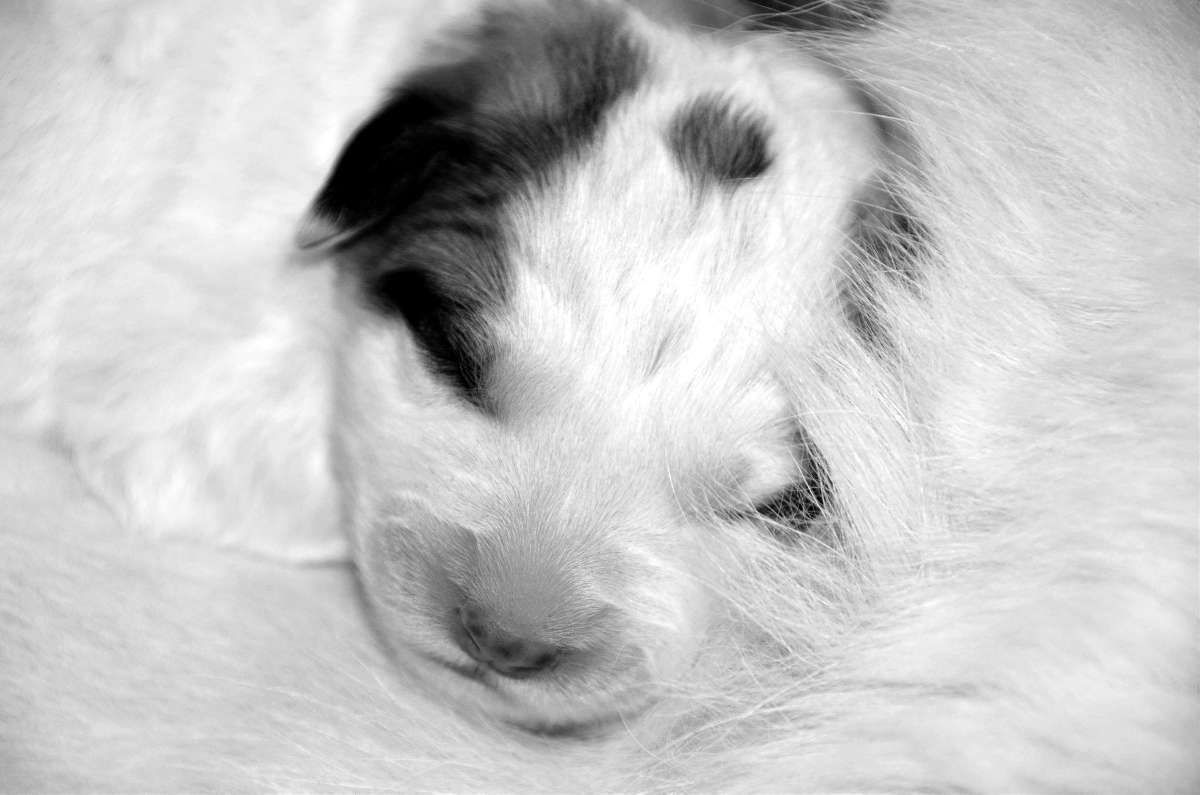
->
295, 64, 481, 251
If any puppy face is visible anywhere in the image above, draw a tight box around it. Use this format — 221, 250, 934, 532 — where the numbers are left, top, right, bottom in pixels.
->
302, 0, 879, 732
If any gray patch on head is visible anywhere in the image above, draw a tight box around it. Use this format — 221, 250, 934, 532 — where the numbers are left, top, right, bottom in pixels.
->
668, 95, 773, 188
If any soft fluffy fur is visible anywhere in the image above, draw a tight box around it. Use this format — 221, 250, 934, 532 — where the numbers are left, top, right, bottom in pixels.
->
2, 0, 1197, 792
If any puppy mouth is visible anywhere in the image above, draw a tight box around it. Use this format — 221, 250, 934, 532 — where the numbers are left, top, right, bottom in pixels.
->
507, 712, 631, 740
421, 651, 564, 693
423, 651, 552, 682
421, 651, 488, 681
417, 651, 648, 737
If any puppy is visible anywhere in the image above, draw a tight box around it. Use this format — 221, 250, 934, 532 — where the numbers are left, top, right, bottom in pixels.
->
299, 0, 878, 732
2, 0, 1196, 789
297, 1, 1200, 768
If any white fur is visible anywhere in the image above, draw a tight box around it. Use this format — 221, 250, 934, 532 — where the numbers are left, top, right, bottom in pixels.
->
1, 0, 1197, 791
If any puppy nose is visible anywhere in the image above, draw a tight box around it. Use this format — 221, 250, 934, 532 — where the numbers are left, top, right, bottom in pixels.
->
454, 604, 561, 678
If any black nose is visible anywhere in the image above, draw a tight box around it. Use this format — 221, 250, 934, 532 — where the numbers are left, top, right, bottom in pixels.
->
454, 604, 561, 678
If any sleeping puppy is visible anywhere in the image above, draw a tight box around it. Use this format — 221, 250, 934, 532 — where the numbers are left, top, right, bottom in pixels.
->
2, 0, 1195, 788
295, 0, 1200, 760
298, 0, 878, 732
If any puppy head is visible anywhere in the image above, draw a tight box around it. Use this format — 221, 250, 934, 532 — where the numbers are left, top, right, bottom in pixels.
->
301, 0, 879, 732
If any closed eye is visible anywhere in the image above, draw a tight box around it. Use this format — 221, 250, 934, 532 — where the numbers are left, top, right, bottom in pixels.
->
750, 481, 826, 543
742, 433, 833, 545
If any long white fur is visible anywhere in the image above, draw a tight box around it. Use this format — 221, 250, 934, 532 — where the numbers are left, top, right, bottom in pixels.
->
1, 0, 1197, 792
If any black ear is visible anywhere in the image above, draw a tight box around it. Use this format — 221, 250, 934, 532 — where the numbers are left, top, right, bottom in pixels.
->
296, 2, 648, 254
295, 64, 482, 251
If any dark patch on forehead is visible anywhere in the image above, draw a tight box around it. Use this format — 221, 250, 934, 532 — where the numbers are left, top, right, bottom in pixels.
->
299, 3, 646, 411
738, 0, 890, 32
668, 96, 773, 188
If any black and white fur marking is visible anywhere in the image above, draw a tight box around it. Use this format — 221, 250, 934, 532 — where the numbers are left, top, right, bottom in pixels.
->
668, 95, 773, 186
302, 3, 647, 409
